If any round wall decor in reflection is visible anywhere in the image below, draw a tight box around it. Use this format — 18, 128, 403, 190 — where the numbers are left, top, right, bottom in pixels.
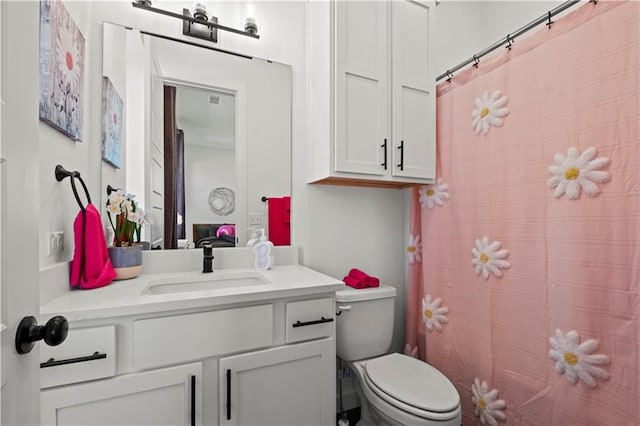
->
208, 187, 235, 216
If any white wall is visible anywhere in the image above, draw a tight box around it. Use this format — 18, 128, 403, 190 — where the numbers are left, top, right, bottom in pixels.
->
434, 1, 564, 79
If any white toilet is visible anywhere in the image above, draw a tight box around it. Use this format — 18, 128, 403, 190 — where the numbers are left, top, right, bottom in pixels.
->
336, 284, 461, 426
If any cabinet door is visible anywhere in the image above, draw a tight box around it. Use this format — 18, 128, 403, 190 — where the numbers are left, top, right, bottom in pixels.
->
41, 362, 202, 426
335, 1, 390, 176
220, 338, 335, 426
391, 0, 436, 180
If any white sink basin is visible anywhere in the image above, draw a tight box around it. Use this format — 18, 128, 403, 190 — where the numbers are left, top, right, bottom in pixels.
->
142, 271, 270, 295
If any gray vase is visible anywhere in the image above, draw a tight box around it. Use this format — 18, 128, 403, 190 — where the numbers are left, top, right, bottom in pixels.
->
108, 245, 143, 280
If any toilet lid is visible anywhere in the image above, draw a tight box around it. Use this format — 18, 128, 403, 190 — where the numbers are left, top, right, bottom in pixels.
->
364, 353, 460, 413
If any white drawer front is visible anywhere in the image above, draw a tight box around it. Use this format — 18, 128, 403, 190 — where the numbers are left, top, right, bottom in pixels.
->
134, 304, 273, 370
286, 298, 334, 343
40, 325, 116, 389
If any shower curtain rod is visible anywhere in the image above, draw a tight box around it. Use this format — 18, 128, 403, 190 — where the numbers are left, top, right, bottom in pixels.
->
436, 0, 588, 82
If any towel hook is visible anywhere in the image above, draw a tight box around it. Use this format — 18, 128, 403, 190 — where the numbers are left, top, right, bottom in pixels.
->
55, 165, 91, 212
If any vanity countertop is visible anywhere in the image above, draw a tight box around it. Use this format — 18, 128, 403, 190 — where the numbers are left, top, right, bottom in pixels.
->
40, 264, 344, 322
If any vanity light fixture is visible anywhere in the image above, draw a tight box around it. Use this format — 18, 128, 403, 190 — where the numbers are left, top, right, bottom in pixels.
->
130, 1, 260, 43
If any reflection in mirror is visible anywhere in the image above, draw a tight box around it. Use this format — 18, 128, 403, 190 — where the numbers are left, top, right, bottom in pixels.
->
101, 22, 292, 249
174, 85, 237, 248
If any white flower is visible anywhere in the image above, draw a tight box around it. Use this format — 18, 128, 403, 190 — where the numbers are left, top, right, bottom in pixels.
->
121, 199, 133, 214
471, 378, 506, 426
548, 328, 610, 388
108, 189, 124, 206
136, 208, 149, 226
471, 236, 510, 280
106, 202, 121, 216
471, 91, 509, 135
407, 234, 422, 264
55, 25, 82, 86
422, 295, 449, 332
404, 344, 418, 358
127, 210, 140, 223
419, 178, 450, 209
547, 147, 610, 200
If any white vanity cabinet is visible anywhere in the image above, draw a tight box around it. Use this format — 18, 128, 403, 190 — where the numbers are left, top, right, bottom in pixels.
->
220, 298, 336, 425
219, 338, 334, 425
39, 294, 337, 426
41, 362, 202, 426
308, 0, 436, 188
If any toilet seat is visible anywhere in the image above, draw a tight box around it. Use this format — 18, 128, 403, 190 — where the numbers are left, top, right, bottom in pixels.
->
362, 353, 460, 422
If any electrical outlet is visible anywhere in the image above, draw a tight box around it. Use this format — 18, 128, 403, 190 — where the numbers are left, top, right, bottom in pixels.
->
248, 213, 261, 226
47, 231, 64, 256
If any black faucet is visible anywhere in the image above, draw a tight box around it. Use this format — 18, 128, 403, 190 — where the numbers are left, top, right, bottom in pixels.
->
202, 243, 214, 273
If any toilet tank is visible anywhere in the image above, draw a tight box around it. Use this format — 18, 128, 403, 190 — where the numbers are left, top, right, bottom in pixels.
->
335, 284, 397, 361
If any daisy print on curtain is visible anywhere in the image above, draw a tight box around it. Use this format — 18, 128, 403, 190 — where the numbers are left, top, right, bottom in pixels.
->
547, 147, 610, 200
471, 378, 506, 426
407, 234, 422, 264
471, 236, 510, 280
471, 91, 509, 135
421, 295, 449, 332
419, 178, 450, 209
548, 328, 610, 388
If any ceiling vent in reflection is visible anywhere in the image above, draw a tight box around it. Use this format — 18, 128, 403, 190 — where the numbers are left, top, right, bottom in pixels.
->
209, 95, 220, 105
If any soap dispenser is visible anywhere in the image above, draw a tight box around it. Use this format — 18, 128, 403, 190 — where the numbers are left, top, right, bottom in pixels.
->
253, 229, 274, 270
246, 228, 259, 247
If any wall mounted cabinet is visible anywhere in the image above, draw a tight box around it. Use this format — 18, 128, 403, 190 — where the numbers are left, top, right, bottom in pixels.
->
308, 0, 437, 188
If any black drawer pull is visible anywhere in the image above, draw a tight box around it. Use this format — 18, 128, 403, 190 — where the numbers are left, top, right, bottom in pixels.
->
226, 369, 231, 420
292, 317, 334, 328
191, 375, 196, 426
40, 351, 107, 368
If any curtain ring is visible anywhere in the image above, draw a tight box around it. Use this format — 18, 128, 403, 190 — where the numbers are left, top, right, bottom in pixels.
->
472, 55, 480, 68
546, 11, 553, 29
446, 70, 453, 83
505, 34, 514, 50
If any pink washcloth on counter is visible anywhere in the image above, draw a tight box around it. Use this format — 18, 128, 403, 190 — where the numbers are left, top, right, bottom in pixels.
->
349, 268, 380, 288
343, 268, 380, 289
343, 275, 366, 289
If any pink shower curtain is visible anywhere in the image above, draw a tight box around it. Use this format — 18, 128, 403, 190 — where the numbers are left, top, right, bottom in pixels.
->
406, 2, 639, 425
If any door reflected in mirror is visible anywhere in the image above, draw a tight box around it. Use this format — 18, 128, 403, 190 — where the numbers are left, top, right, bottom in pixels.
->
170, 84, 237, 249
101, 22, 292, 249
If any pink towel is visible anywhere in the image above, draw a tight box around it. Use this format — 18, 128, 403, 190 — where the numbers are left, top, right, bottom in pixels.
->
343, 268, 380, 289
267, 196, 291, 246
70, 204, 116, 289
343, 275, 366, 289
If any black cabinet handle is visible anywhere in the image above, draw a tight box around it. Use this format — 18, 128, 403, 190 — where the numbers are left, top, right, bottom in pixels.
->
381, 139, 388, 170
40, 351, 106, 368
226, 369, 231, 421
191, 375, 196, 426
397, 140, 404, 171
292, 317, 334, 328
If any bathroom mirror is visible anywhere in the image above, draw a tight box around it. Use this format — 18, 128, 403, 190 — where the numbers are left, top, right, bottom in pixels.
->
101, 22, 292, 249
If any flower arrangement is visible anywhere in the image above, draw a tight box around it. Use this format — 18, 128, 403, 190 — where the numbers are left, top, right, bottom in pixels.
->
106, 188, 148, 247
